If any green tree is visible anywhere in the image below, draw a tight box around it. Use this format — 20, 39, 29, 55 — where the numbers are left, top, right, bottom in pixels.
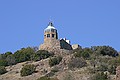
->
91, 46, 118, 57
5, 52, 12, 55
14, 47, 35, 63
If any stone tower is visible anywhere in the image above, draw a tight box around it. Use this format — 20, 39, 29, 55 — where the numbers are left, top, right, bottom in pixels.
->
39, 22, 61, 51
39, 22, 73, 52
44, 22, 58, 43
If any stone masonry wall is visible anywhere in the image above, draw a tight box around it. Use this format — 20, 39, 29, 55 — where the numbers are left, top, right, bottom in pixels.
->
39, 39, 61, 52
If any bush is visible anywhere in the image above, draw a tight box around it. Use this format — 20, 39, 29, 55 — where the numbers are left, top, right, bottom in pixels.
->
108, 65, 116, 74
51, 67, 59, 73
63, 72, 75, 80
37, 76, 51, 80
0, 66, 7, 75
49, 56, 62, 67
33, 50, 53, 61
68, 58, 87, 69
45, 72, 55, 77
74, 48, 90, 59
0, 60, 8, 66
97, 64, 108, 72
92, 72, 108, 80
37, 76, 59, 80
14, 47, 35, 63
91, 46, 118, 57
6, 55, 16, 66
20, 64, 36, 76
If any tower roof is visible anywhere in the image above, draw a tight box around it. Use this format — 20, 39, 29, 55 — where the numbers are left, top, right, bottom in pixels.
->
45, 22, 56, 31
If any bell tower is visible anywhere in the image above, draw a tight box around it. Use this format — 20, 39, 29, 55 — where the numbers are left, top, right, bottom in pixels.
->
44, 22, 58, 43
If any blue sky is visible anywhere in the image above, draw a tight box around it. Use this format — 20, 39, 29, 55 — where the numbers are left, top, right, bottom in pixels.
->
0, 0, 120, 53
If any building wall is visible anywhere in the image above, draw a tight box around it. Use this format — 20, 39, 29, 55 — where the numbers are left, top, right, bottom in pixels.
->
72, 44, 81, 50
40, 39, 72, 52
39, 39, 61, 51
60, 39, 73, 50
44, 29, 58, 42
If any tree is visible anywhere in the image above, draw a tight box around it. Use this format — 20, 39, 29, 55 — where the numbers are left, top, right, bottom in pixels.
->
91, 46, 118, 57
14, 47, 35, 63
4, 52, 12, 57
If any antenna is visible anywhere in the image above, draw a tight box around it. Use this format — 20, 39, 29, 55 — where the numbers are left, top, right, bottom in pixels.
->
49, 16, 52, 22
49, 16, 54, 23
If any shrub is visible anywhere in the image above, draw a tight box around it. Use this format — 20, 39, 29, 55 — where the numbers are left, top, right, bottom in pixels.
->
49, 56, 62, 67
14, 47, 35, 63
63, 72, 75, 80
92, 72, 108, 80
45, 72, 55, 77
20, 64, 36, 76
74, 48, 90, 59
0, 66, 7, 75
33, 50, 53, 61
37, 76, 59, 80
97, 64, 108, 72
51, 67, 59, 73
68, 58, 87, 69
0, 60, 8, 66
108, 65, 116, 74
91, 46, 118, 57
6, 55, 16, 66
37, 76, 51, 80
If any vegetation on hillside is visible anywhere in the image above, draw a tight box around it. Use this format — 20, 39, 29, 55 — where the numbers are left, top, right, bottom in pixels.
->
0, 66, 7, 75
49, 56, 62, 67
0, 47, 53, 75
0, 47, 53, 67
0, 45, 119, 80
37, 76, 59, 80
20, 64, 36, 76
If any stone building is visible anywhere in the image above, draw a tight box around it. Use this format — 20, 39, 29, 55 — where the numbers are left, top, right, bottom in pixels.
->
39, 22, 73, 52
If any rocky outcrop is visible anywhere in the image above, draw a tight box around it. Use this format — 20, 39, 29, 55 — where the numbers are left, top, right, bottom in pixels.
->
116, 66, 120, 80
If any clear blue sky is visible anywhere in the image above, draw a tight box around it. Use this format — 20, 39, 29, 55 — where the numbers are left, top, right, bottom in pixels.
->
0, 0, 120, 53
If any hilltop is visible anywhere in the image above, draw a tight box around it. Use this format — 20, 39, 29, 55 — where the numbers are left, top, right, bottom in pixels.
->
0, 46, 120, 80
